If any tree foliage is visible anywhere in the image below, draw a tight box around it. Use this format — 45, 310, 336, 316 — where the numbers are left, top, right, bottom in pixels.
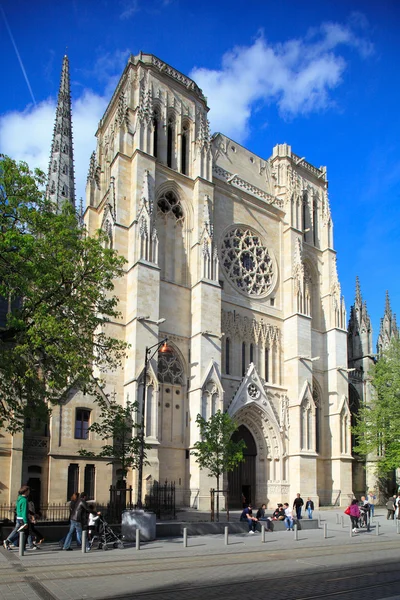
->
353, 337, 400, 476
78, 397, 147, 479
0, 155, 127, 432
192, 410, 245, 483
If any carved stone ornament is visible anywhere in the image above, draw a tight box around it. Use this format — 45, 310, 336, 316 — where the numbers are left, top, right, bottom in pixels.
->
220, 226, 276, 298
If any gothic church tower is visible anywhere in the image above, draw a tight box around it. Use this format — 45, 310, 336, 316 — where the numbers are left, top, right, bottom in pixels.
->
347, 277, 375, 495
84, 53, 353, 509
46, 55, 76, 210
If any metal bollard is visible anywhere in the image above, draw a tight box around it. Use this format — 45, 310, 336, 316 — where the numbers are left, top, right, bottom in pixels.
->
349, 524, 353, 537
341, 515, 344, 528
294, 524, 298, 541
136, 528, 140, 550
82, 530, 87, 554
336, 513, 340, 524
183, 527, 188, 548
397, 520, 400, 534
318, 513, 321, 527
19, 531, 25, 557
323, 523, 328, 539
261, 524, 265, 543
375, 522, 380, 537
224, 526, 228, 546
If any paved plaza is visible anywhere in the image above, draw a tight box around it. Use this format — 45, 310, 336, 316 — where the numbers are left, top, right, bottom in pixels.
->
1, 509, 400, 600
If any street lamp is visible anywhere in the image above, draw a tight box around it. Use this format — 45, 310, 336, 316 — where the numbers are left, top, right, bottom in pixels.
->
137, 338, 170, 509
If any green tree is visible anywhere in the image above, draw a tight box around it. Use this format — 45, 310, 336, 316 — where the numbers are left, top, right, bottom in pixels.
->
78, 396, 147, 482
192, 410, 245, 520
0, 155, 127, 432
353, 337, 400, 477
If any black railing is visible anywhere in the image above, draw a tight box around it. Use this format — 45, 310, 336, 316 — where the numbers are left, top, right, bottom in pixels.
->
145, 480, 175, 519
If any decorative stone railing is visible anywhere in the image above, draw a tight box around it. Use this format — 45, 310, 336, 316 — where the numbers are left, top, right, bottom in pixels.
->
213, 166, 283, 209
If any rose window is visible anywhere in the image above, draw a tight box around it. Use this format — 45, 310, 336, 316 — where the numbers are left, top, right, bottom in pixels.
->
248, 384, 260, 399
220, 227, 275, 297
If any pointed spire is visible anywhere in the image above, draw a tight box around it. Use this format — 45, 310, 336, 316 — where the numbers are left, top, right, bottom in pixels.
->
377, 290, 398, 356
46, 55, 76, 211
355, 276, 361, 304
385, 290, 392, 316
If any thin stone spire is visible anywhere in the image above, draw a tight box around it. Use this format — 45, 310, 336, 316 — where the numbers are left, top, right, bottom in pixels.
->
46, 55, 76, 210
355, 276, 361, 304
377, 290, 398, 356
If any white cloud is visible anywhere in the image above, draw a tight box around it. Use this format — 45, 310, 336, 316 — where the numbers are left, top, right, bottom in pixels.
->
190, 21, 373, 142
0, 90, 108, 203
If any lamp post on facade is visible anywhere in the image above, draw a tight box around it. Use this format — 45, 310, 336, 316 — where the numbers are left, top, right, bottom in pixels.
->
137, 337, 169, 509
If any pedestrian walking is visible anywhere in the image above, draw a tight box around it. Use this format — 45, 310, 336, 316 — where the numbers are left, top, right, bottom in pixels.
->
3, 485, 30, 551
367, 490, 376, 517
305, 497, 314, 519
386, 496, 395, 520
27, 499, 44, 550
293, 493, 304, 520
63, 492, 90, 551
348, 499, 360, 533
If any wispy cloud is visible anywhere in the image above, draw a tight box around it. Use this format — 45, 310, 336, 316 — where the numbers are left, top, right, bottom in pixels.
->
191, 19, 373, 142
119, 0, 139, 20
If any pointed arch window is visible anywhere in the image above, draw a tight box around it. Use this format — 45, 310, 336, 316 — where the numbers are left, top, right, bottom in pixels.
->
225, 338, 230, 375
167, 115, 175, 168
61, 184, 68, 197
62, 143, 69, 155
265, 348, 269, 382
181, 123, 189, 175
152, 108, 160, 159
62, 163, 69, 176
242, 342, 246, 377
250, 343, 254, 364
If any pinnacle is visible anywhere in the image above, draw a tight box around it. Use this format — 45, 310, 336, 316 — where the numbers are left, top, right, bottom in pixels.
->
355, 276, 362, 303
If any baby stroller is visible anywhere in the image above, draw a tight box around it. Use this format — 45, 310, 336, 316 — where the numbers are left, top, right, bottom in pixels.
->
89, 515, 124, 551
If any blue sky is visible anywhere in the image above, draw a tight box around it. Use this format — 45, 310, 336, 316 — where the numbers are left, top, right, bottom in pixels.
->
1, 0, 399, 345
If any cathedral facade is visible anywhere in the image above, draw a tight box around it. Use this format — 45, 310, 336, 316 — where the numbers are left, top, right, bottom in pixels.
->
1, 53, 363, 510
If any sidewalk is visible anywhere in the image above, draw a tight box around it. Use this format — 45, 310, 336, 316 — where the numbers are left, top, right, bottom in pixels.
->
0, 508, 398, 600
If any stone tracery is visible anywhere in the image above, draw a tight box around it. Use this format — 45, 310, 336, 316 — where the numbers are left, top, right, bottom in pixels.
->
220, 227, 275, 297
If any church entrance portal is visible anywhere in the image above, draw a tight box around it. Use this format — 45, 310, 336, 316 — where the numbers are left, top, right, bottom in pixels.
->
228, 425, 257, 508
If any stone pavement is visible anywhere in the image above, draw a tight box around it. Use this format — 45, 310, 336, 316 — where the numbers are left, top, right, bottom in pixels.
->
1, 508, 399, 600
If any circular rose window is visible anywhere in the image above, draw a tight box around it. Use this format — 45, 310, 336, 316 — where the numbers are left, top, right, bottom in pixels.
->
220, 227, 275, 297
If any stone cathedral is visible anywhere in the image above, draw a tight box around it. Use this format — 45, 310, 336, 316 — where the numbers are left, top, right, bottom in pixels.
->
1, 53, 397, 510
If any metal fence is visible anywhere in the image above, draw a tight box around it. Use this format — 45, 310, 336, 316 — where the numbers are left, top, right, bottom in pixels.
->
145, 481, 175, 519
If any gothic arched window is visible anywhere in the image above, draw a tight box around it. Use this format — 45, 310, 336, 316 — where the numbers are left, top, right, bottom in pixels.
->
157, 347, 184, 384
167, 115, 175, 168
225, 338, 230, 375
242, 342, 246, 377
152, 108, 160, 159
181, 123, 189, 175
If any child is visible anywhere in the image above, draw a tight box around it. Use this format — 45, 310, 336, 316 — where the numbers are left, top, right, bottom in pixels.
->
87, 506, 101, 550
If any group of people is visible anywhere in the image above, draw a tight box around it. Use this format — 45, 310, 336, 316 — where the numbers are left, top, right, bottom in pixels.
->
60, 492, 101, 551
346, 494, 376, 533
3, 485, 44, 551
3, 486, 101, 552
240, 494, 315, 534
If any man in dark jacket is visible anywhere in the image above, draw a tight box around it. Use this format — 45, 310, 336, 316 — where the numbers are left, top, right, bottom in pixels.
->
63, 493, 90, 551
293, 493, 304, 520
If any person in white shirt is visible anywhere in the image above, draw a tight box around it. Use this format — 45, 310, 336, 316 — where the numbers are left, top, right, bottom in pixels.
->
283, 502, 294, 531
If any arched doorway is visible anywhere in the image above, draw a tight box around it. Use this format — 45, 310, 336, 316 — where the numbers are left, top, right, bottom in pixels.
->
228, 425, 257, 508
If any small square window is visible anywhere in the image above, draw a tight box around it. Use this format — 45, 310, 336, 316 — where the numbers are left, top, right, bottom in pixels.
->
75, 409, 90, 439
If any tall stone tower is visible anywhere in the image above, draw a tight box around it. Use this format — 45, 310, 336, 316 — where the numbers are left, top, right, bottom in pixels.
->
46, 55, 76, 210
377, 291, 398, 357
347, 277, 375, 494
